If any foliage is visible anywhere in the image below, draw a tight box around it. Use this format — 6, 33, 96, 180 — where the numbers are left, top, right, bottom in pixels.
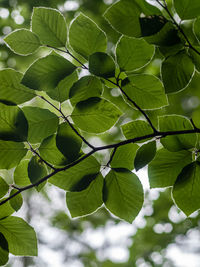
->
1, 0, 200, 264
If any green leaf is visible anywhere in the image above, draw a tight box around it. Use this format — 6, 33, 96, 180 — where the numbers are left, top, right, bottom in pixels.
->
0, 177, 9, 199
134, 0, 162, 15
56, 122, 82, 162
0, 201, 15, 220
49, 156, 100, 190
28, 156, 47, 184
0, 216, 37, 256
134, 141, 156, 171
188, 47, 200, 72
122, 74, 168, 110
39, 135, 68, 167
140, 15, 167, 37
89, 52, 116, 78
110, 144, 139, 170
66, 173, 103, 218
31, 7, 67, 47
148, 148, 192, 188
69, 75, 102, 106
172, 162, 200, 216
21, 54, 76, 91
47, 71, 78, 103
69, 13, 107, 59
116, 36, 154, 72
192, 108, 200, 128
4, 29, 41, 56
103, 168, 144, 223
71, 97, 121, 133
194, 18, 200, 43
143, 21, 180, 46
121, 120, 154, 142
0, 233, 9, 266
0, 69, 36, 105
22, 106, 59, 143
174, 0, 200, 20
0, 103, 28, 142
104, 0, 141, 37
14, 160, 31, 187
159, 115, 197, 151
161, 51, 195, 94
9, 189, 23, 212
0, 141, 27, 169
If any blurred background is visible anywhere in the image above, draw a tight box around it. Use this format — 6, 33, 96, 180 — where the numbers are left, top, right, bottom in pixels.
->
1, 0, 200, 266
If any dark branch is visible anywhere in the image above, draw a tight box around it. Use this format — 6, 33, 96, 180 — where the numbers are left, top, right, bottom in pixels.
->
2, 127, 200, 206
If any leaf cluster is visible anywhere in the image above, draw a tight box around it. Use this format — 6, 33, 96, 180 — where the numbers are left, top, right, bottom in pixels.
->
1, 0, 200, 263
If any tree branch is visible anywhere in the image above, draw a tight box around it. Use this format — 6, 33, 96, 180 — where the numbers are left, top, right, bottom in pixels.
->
1, 127, 200, 206
156, 0, 200, 56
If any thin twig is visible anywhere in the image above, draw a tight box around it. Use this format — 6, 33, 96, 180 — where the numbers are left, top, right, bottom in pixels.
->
39, 95, 94, 149
156, 0, 200, 56
27, 142, 56, 170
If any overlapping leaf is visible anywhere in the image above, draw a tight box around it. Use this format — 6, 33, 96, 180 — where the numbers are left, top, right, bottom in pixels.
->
172, 162, 200, 216
21, 54, 76, 91
122, 74, 168, 110
71, 97, 121, 133
49, 156, 100, 191
66, 173, 103, 218
69, 13, 107, 59
159, 115, 197, 151
4, 29, 41, 55
148, 148, 192, 188
116, 36, 154, 71
22, 106, 59, 143
0, 69, 36, 105
103, 168, 144, 223
31, 7, 67, 47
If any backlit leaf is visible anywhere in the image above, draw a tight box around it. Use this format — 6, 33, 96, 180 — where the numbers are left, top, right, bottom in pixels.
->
116, 36, 154, 72
174, 0, 200, 20
103, 168, 144, 223
0, 177, 9, 199
161, 51, 195, 93
71, 97, 121, 133
4, 29, 41, 55
148, 148, 192, 188
49, 156, 100, 191
0, 216, 37, 256
134, 141, 156, 171
0, 141, 27, 169
31, 7, 67, 47
22, 106, 59, 143
69, 13, 107, 59
172, 162, 200, 216
110, 143, 139, 170
69, 75, 102, 106
159, 115, 197, 151
122, 74, 168, 110
21, 54, 76, 91
89, 52, 116, 78
0, 69, 36, 105
66, 173, 103, 218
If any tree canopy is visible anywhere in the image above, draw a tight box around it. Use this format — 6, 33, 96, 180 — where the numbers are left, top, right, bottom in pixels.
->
1, 0, 200, 264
